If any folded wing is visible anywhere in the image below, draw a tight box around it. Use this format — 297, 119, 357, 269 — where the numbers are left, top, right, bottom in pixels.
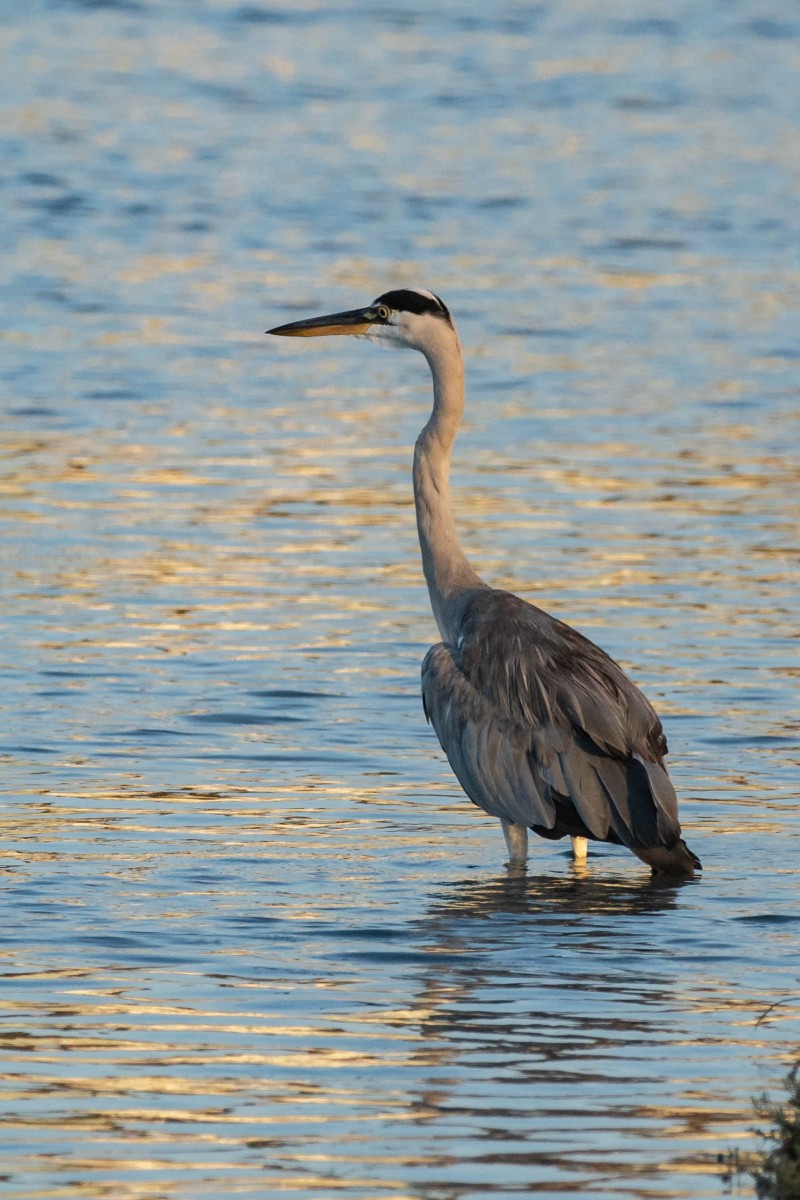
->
421, 589, 698, 869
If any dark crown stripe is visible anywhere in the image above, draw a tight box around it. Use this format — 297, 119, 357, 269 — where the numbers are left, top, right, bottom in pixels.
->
375, 288, 452, 322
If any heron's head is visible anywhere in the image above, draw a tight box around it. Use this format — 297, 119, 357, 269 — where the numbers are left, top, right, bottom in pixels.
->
267, 288, 457, 357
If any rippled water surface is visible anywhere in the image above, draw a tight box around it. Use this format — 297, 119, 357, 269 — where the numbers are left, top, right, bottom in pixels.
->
2, 2, 799, 1197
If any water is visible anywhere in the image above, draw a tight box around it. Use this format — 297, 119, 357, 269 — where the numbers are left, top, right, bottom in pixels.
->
1, 1, 799, 1196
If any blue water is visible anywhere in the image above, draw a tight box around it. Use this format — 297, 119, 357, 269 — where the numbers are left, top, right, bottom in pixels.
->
2, 2, 799, 1197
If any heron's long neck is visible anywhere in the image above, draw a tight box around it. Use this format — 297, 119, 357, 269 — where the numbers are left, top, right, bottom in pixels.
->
413, 334, 485, 642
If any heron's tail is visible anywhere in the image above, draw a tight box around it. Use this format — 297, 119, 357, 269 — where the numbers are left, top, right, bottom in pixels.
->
635, 838, 702, 877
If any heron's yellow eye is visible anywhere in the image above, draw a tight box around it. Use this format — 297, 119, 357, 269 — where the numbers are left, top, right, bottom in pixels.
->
377, 305, 391, 321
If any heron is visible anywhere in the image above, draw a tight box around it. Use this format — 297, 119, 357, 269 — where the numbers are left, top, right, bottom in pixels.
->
268, 288, 701, 876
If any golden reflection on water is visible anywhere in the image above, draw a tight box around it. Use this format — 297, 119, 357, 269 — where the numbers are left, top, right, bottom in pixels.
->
3, 3, 800, 1198
3, 311, 799, 1193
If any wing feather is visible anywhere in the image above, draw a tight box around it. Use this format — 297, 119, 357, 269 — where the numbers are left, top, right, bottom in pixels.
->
422, 643, 555, 830
421, 588, 693, 863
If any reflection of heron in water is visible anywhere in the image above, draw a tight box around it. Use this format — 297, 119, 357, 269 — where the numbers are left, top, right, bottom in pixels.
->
269, 288, 701, 877
426, 863, 689, 927
404, 867, 691, 1177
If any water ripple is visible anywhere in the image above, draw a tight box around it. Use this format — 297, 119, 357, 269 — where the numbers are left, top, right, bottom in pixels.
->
1, 1, 799, 1197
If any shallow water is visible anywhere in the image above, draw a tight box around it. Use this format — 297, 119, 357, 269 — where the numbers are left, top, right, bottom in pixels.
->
2, 1, 799, 1197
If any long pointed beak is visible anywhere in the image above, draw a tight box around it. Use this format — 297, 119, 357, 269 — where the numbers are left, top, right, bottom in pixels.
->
267, 307, 373, 338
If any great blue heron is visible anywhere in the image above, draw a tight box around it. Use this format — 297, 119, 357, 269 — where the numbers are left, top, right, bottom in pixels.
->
268, 288, 701, 876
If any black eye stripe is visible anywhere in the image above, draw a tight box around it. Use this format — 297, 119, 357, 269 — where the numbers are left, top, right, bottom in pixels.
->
374, 289, 452, 322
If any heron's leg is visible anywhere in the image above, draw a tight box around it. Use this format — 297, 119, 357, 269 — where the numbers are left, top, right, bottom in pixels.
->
571, 836, 588, 860
501, 819, 529, 864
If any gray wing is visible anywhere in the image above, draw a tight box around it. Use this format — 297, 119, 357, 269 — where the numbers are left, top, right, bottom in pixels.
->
422, 639, 558, 832
421, 588, 687, 855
